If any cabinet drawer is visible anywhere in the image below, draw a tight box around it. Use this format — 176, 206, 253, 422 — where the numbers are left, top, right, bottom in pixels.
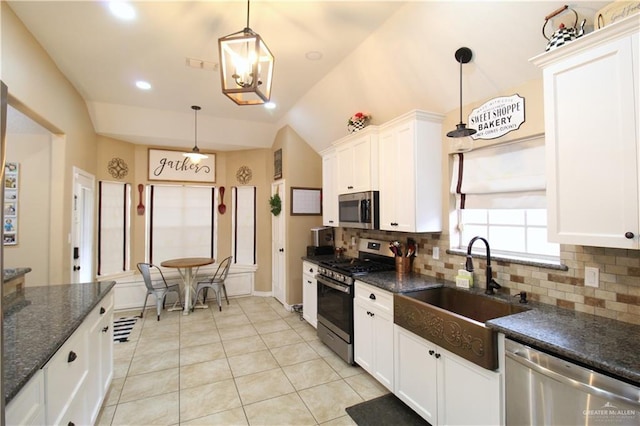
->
87, 290, 114, 329
302, 261, 318, 277
355, 281, 393, 313
45, 323, 89, 424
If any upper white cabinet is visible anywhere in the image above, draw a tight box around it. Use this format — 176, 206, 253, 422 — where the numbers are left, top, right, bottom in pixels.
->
321, 148, 338, 226
378, 110, 443, 232
335, 127, 379, 194
531, 17, 640, 249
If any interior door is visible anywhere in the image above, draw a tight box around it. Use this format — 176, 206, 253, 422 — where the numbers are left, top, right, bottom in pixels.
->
72, 168, 95, 283
271, 181, 286, 303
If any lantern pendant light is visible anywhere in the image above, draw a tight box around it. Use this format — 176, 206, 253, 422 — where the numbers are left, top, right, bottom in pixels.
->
218, 0, 274, 105
447, 47, 476, 152
184, 105, 208, 163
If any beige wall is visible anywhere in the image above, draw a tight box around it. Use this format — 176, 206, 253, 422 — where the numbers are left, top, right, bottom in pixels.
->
2, 4, 99, 283
271, 126, 323, 305
4, 133, 51, 286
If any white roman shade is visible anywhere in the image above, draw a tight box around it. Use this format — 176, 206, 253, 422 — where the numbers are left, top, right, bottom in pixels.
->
98, 181, 130, 275
149, 185, 214, 264
450, 136, 546, 209
232, 186, 256, 265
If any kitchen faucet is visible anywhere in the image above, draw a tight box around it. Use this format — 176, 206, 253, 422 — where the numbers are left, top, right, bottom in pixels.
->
465, 236, 501, 295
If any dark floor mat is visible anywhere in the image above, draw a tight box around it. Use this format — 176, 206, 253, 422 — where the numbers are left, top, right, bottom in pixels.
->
345, 393, 431, 426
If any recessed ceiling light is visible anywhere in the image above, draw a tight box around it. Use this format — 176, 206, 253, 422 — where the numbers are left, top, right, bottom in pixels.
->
135, 81, 151, 90
264, 102, 276, 110
305, 51, 323, 61
109, 1, 136, 20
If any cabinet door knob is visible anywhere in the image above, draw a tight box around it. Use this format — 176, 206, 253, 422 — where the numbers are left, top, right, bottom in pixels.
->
369, 293, 376, 300
68, 422, 75, 426
67, 351, 78, 363
100, 307, 106, 315
625, 232, 635, 239
435, 353, 441, 359
429, 350, 435, 356
102, 326, 109, 333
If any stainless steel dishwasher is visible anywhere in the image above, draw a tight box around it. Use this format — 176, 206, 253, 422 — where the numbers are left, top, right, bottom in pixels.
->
505, 339, 639, 425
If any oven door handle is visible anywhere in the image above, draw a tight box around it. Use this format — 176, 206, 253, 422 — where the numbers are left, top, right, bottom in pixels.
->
317, 276, 351, 294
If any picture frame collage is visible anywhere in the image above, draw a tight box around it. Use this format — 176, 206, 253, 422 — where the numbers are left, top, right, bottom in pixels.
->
4, 162, 19, 245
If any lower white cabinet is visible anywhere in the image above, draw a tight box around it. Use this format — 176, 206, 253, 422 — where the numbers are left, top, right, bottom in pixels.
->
353, 281, 394, 391
87, 290, 115, 423
394, 325, 502, 425
6, 289, 114, 426
5, 371, 45, 426
302, 261, 318, 328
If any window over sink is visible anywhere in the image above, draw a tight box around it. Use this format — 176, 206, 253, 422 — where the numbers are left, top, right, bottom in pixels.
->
450, 136, 560, 263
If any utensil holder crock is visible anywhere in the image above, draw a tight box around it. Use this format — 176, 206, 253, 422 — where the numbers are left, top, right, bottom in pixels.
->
395, 257, 411, 274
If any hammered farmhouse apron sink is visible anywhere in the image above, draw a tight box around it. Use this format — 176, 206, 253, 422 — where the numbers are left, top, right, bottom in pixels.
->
394, 287, 529, 370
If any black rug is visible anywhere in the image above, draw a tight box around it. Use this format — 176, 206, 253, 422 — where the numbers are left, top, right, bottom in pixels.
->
346, 393, 431, 426
113, 316, 137, 342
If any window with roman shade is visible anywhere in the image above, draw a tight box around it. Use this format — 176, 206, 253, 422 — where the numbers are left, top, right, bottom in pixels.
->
98, 181, 130, 275
232, 186, 257, 265
450, 136, 559, 260
148, 184, 215, 264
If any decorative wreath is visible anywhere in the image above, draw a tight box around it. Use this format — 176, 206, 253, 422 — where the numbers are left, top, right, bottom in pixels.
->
269, 193, 282, 216
107, 157, 129, 179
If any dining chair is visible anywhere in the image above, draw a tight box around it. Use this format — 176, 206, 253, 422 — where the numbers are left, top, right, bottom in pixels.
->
193, 256, 232, 311
137, 262, 183, 320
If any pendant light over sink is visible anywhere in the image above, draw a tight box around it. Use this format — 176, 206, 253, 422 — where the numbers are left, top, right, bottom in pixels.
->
218, 0, 274, 105
183, 105, 208, 163
447, 47, 476, 152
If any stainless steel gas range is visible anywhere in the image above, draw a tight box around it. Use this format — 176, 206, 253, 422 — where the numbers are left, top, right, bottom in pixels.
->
316, 238, 395, 364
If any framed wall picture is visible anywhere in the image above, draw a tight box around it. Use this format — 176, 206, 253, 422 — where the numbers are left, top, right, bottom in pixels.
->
4, 162, 19, 245
148, 148, 216, 183
274, 148, 282, 180
290, 187, 322, 216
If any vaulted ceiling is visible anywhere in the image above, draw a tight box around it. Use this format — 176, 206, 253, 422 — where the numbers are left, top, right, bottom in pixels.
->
6, 1, 608, 153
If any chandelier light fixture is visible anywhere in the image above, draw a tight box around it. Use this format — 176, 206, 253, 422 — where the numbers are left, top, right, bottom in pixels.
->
447, 47, 476, 152
218, 0, 274, 105
184, 105, 208, 163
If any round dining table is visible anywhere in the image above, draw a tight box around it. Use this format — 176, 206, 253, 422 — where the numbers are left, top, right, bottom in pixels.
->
160, 257, 214, 314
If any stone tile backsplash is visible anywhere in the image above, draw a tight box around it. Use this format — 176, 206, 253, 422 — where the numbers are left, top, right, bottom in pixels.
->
338, 229, 640, 325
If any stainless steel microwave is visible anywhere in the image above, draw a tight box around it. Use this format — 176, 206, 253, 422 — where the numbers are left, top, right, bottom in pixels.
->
338, 191, 379, 230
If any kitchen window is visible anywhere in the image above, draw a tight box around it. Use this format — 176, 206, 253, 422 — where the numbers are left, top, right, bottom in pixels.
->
450, 136, 560, 263
97, 181, 131, 276
147, 184, 216, 264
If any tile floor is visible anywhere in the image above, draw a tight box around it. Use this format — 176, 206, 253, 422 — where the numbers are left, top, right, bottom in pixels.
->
96, 296, 390, 425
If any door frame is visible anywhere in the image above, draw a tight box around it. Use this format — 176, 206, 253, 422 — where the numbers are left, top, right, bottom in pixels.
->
71, 167, 95, 283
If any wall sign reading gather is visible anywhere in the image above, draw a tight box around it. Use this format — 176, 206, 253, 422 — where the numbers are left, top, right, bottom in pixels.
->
148, 149, 216, 183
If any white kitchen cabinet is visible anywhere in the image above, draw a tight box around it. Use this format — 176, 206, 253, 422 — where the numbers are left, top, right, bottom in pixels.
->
378, 110, 443, 232
6, 288, 115, 426
531, 17, 640, 249
86, 290, 114, 424
5, 371, 45, 426
335, 127, 379, 194
321, 148, 338, 226
353, 281, 394, 391
302, 261, 318, 328
394, 325, 502, 425
44, 315, 90, 426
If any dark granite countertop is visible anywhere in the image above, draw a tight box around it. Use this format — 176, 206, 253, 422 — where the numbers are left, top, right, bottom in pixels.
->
3, 267, 32, 282
303, 256, 640, 386
3, 281, 115, 404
